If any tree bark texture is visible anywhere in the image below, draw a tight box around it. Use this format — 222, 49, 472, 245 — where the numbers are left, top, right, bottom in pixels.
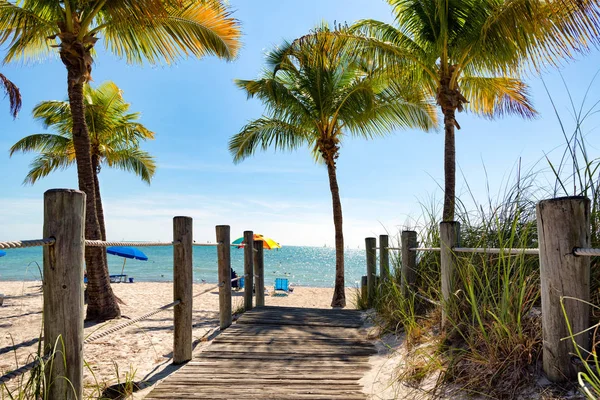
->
442, 108, 456, 222
436, 67, 466, 223
326, 161, 346, 308
65, 63, 120, 321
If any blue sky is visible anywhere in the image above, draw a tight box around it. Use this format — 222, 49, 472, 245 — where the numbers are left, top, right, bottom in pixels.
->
1, 0, 600, 248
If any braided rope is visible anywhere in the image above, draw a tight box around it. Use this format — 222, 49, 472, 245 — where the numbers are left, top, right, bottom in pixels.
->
410, 247, 441, 252
453, 247, 539, 255
574, 248, 600, 256
193, 283, 223, 298
0, 354, 51, 385
86, 274, 250, 344
0, 238, 55, 249
85, 240, 180, 247
84, 300, 181, 344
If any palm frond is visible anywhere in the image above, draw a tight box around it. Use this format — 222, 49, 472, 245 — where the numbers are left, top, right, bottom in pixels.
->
24, 151, 73, 184
460, 75, 537, 119
10, 133, 72, 157
101, 0, 241, 64
0, 72, 21, 117
229, 117, 313, 163
0, 1, 59, 63
105, 147, 156, 184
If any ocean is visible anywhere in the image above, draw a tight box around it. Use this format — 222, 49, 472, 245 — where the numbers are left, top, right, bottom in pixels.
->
0, 246, 371, 288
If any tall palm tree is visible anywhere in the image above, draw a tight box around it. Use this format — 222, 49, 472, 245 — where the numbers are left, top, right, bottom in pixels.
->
10, 81, 155, 244
229, 25, 437, 307
352, 0, 600, 221
0, 72, 21, 118
0, 0, 241, 320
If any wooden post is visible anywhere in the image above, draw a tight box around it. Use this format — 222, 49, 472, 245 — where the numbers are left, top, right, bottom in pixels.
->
401, 231, 417, 296
243, 231, 254, 311
173, 216, 193, 364
537, 196, 590, 382
361, 276, 368, 304
365, 237, 377, 307
253, 240, 265, 307
379, 235, 389, 282
43, 189, 85, 400
440, 222, 460, 327
216, 225, 232, 329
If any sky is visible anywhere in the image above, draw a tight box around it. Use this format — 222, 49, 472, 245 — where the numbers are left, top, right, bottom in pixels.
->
1, 0, 600, 248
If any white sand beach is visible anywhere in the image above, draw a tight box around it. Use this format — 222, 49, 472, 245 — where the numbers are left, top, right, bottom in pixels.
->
0, 281, 362, 398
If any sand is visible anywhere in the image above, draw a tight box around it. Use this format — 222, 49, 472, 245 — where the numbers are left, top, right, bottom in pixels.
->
0, 281, 342, 398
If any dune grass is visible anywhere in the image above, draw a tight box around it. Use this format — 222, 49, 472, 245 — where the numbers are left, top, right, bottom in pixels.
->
368, 75, 600, 398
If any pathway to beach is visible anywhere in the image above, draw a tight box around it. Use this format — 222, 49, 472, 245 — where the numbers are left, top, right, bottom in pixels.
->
1, 282, 377, 398
145, 306, 375, 399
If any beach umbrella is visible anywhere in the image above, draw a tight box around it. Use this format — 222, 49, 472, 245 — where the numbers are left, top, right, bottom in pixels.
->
232, 233, 281, 249
0, 250, 6, 257
106, 246, 148, 281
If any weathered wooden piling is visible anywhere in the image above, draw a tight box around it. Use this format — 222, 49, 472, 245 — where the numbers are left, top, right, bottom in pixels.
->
173, 216, 193, 364
243, 231, 254, 311
216, 225, 232, 329
43, 189, 85, 400
537, 196, 590, 382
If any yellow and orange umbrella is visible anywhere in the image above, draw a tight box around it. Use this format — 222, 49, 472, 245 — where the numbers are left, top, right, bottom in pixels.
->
232, 233, 281, 249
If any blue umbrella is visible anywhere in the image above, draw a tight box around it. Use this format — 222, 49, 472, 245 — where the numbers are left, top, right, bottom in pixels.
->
0, 250, 6, 257
106, 246, 148, 282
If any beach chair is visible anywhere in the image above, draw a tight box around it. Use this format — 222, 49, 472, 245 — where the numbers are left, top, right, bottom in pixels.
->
274, 278, 290, 296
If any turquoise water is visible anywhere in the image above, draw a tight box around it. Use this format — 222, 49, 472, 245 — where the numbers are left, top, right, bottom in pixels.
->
0, 246, 368, 288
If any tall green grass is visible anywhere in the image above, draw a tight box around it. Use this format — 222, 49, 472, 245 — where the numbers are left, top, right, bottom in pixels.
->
370, 74, 600, 398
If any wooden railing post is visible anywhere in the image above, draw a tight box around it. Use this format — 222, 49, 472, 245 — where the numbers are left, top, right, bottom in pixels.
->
253, 240, 265, 307
401, 230, 417, 297
537, 196, 590, 382
173, 216, 193, 364
216, 225, 232, 329
365, 237, 377, 307
379, 235, 389, 282
440, 222, 460, 327
243, 231, 254, 311
43, 189, 85, 400
360, 276, 368, 304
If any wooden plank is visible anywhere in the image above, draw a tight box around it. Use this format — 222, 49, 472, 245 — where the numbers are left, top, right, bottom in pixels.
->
145, 306, 372, 399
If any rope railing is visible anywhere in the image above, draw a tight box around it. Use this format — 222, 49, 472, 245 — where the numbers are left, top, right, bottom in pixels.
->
410, 247, 441, 252
0, 238, 55, 249
0, 354, 52, 385
84, 300, 182, 344
453, 247, 539, 255
574, 248, 600, 257
193, 282, 223, 298
379, 246, 539, 254
86, 274, 250, 344
85, 240, 180, 247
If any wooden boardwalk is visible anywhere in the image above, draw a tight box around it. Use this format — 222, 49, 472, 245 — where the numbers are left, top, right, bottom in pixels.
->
145, 306, 375, 399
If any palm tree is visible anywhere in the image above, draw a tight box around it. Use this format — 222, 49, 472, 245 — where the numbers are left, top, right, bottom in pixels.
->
229, 25, 437, 307
10, 81, 155, 244
352, 0, 600, 221
0, 72, 21, 118
0, 0, 241, 320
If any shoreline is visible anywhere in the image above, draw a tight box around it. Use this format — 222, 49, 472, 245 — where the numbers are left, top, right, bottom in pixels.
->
0, 281, 360, 397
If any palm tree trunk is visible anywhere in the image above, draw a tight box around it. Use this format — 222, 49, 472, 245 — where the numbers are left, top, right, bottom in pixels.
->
92, 155, 107, 241
66, 68, 120, 321
326, 161, 346, 308
442, 108, 456, 222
